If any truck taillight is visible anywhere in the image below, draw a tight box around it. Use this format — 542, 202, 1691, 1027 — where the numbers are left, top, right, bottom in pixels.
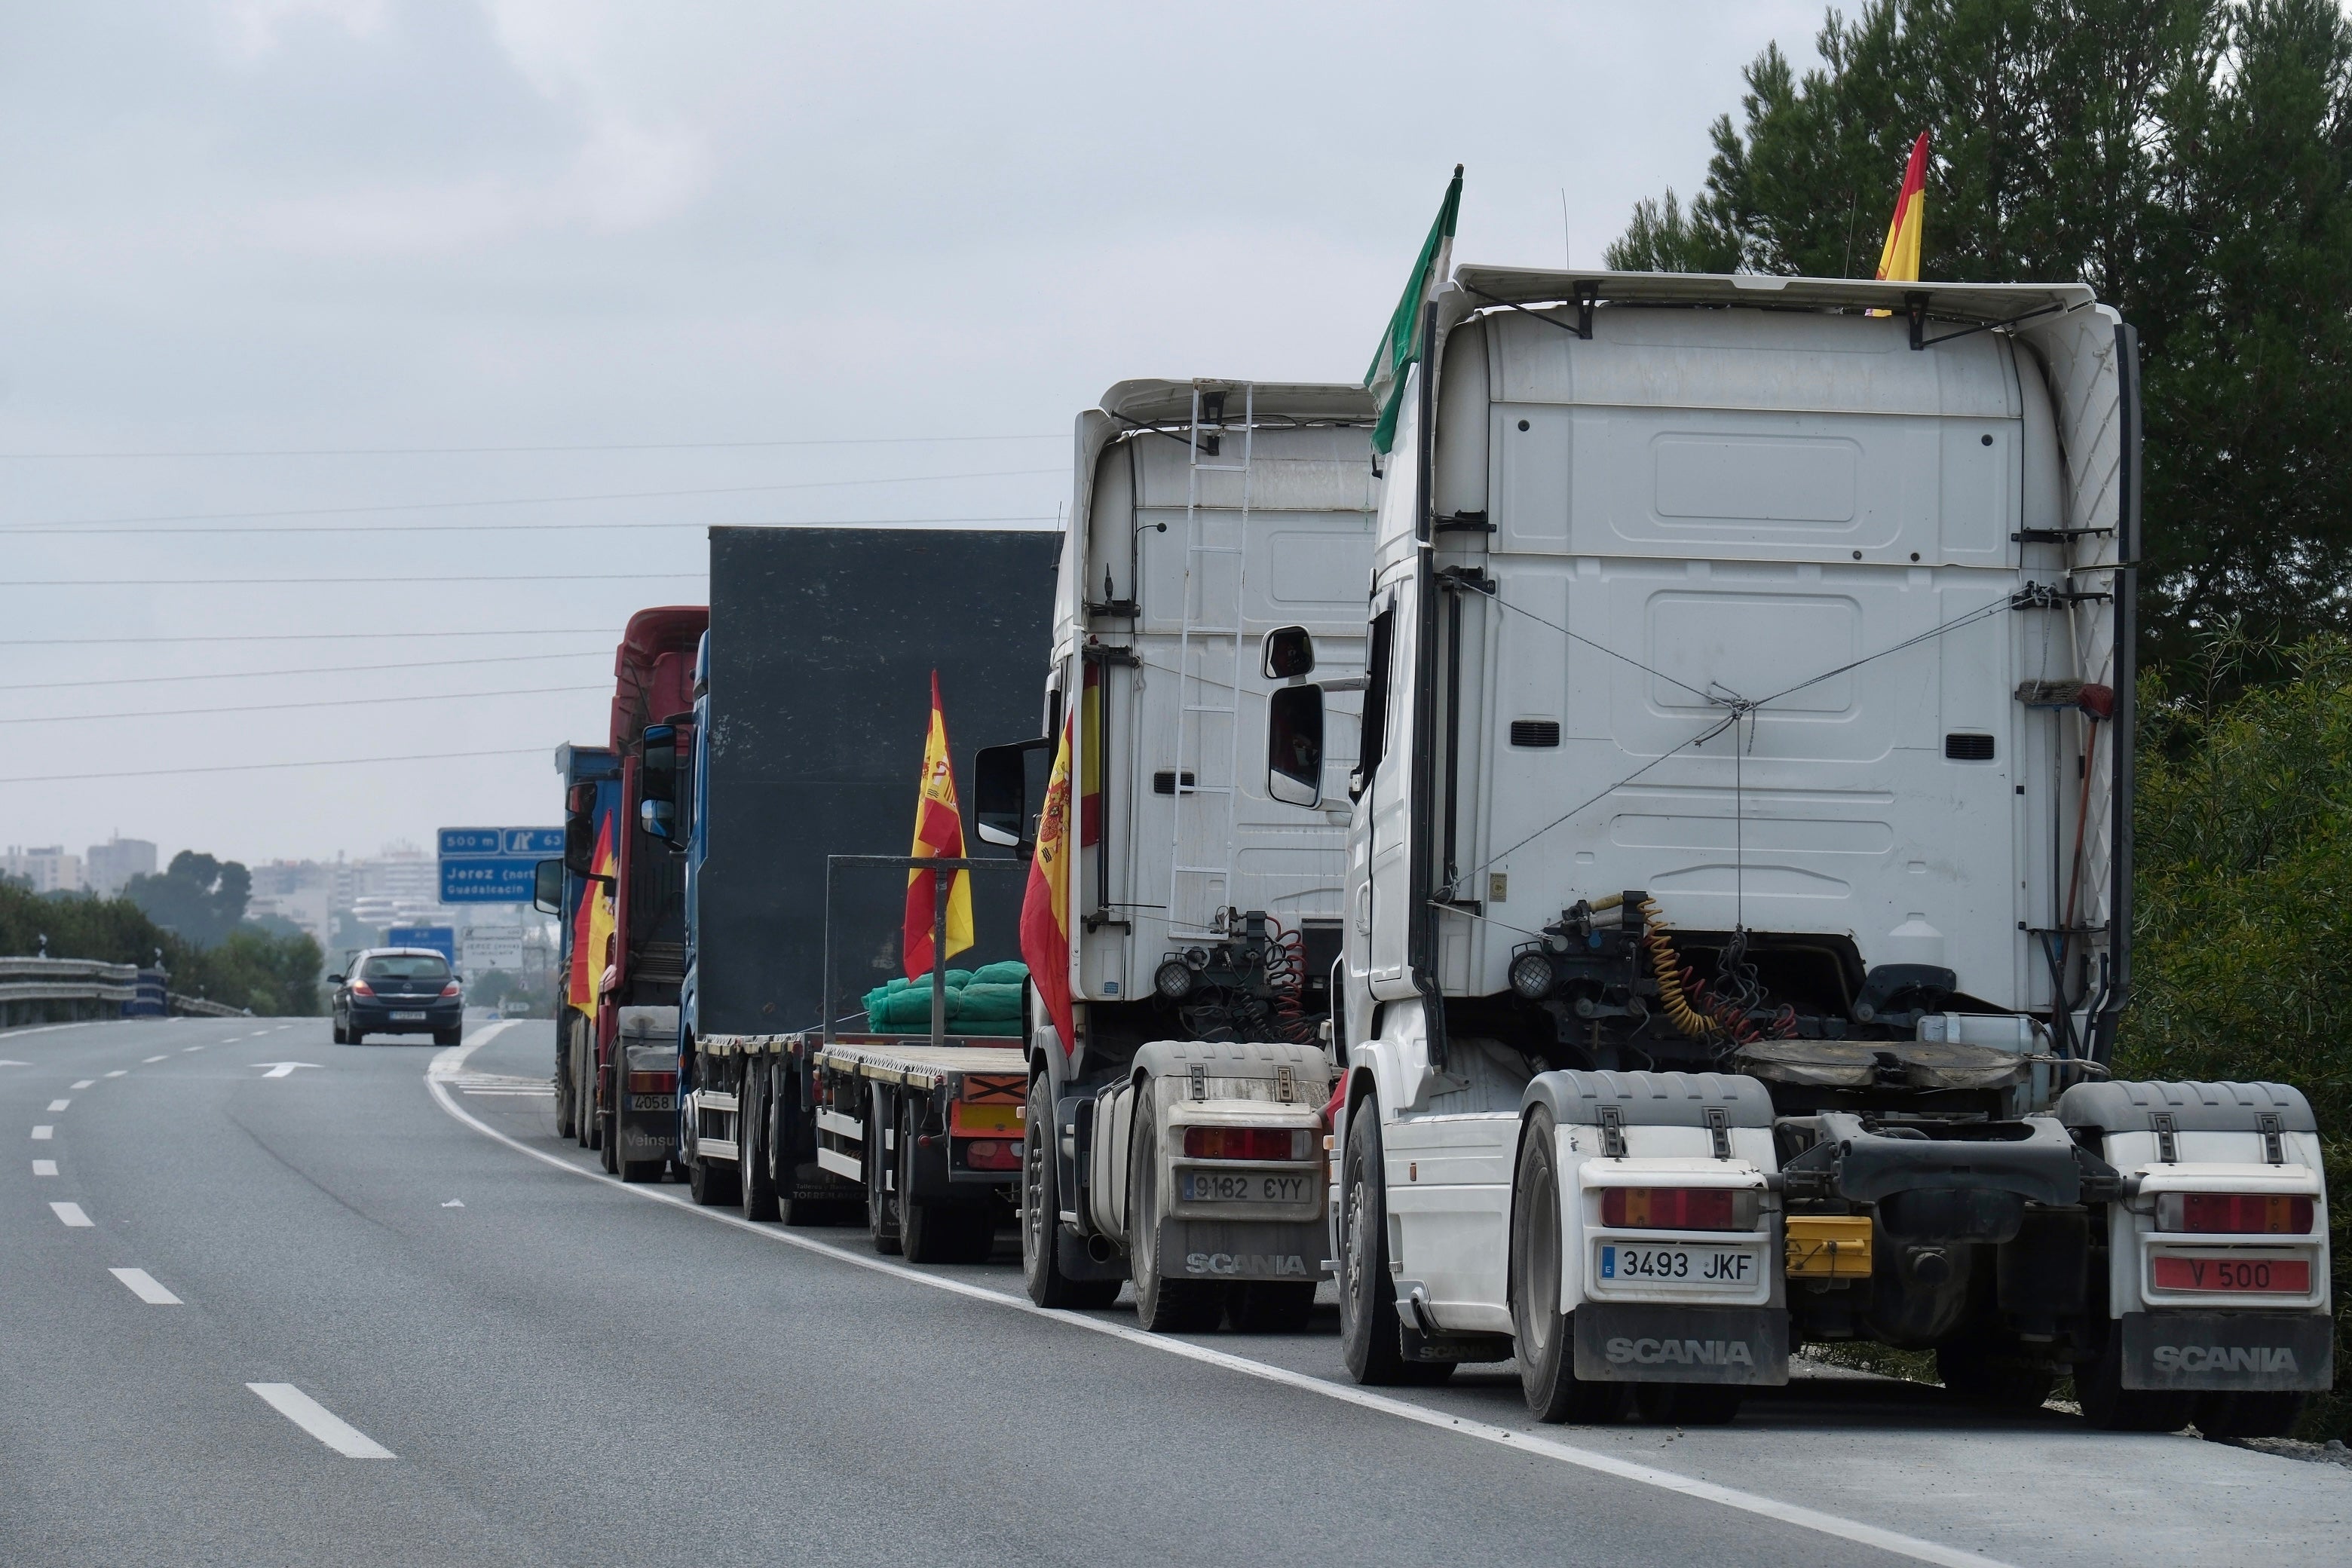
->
962, 1139, 1021, 1171
626, 1071, 675, 1093
1601, 1187, 1743, 1231
1183, 1126, 1308, 1161
2155, 1193, 2314, 1234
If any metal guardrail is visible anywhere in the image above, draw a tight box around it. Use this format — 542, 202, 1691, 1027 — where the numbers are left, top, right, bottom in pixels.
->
0, 956, 141, 1006
169, 994, 252, 1018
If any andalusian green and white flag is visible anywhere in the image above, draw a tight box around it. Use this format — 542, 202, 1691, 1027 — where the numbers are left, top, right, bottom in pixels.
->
1364, 164, 1462, 455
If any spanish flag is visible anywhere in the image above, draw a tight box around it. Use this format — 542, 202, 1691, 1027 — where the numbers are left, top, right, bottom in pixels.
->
1874, 131, 1930, 283
902, 671, 974, 979
568, 813, 616, 1009
1020, 710, 1076, 1053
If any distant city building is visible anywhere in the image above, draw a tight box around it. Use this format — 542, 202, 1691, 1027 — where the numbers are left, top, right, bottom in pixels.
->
84, 836, 158, 897
247, 859, 335, 951
3, 844, 84, 894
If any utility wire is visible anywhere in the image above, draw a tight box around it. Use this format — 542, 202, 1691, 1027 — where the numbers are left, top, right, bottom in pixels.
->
0, 681, 608, 726
0, 433, 1064, 460
0, 628, 608, 646
3, 571, 709, 587
0, 512, 1059, 537
0, 466, 1065, 531
0, 747, 550, 785
35, 648, 610, 691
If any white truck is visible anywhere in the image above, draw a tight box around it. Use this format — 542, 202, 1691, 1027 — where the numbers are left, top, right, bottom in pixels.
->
1263, 268, 2329, 1430
974, 379, 1378, 1331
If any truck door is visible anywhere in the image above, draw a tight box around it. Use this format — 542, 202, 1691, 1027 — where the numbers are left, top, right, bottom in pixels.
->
1365, 583, 1418, 993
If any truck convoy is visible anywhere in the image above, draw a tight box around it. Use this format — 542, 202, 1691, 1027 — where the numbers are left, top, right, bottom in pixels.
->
547, 742, 616, 1145
537, 257, 2329, 1432
1257, 268, 2329, 1432
972, 380, 1380, 1329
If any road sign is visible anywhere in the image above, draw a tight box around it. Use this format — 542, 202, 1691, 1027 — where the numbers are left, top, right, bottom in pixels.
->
461, 929, 525, 972
436, 827, 562, 904
387, 925, 457, 963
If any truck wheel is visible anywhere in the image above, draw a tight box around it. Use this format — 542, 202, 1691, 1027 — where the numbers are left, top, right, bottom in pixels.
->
865, 1098, 902, 1255
2196, 1390, 2308, 1439
739, 1069, 780, 1221
899, 1102, 991, 1264
1511, 1107, 1615, 1421
599, 1066, 620, 1173
1230, 1282, 1315, 1334
1937, 1338, 2055, 1410
2078, 1326, 2195, 1432
1339, 1095, 1453, 1384
1128, 1101, 1223, 1333
554, 1037, 576, 1139
1021, 1074, 1119, 1309
688, 1153, 737, 1205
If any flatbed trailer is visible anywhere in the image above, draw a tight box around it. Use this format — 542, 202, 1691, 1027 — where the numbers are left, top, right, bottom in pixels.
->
694, 1028, 1027, 1263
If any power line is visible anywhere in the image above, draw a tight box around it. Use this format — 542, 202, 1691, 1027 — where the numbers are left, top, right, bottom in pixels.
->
0, 682, 608, 726
0, 747, 550, 785
35, 648, 611, 691
0, 433, 1064, 460
1, 512, 1058, 537
0, 467, 1065, 532
0, 628, 611, 646
4, 572, 709, 587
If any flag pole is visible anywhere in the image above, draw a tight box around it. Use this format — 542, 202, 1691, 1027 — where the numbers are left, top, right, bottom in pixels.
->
929, 867, 948, 1047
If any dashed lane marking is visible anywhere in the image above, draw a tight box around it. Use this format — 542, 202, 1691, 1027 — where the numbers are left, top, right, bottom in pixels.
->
425, 1034, 2014, 1568
142, 1055, 167, 1064
71, 1080, 93, 1089
104, 1070, 127, 1079
47, 1099, 69, 1112
247, 1383, 394, 1459
110, 1268, 182, 1305
32, 1159, 57, 1176
51, 1202, 92, 1227
183, 1046, 204, 1053
31, 1125, 53, 1141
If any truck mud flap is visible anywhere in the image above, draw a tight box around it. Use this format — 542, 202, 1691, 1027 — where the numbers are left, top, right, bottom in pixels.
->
1155, 1218, 1326, 1282
2119, 1311, 2334, 1392
1573, 1303, 1790, 1386
617, 1122, 675, 1162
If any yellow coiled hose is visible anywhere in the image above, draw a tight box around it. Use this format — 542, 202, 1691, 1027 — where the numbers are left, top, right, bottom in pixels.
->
1639, 898, 1710, 1039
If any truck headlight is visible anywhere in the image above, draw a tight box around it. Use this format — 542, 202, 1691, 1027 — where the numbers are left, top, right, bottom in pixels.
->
1154, 957, 1194, 1000
1509, 950, 1556, 1000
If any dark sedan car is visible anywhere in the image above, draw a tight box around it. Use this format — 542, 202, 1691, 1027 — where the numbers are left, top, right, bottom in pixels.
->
330, 948, 463, 1046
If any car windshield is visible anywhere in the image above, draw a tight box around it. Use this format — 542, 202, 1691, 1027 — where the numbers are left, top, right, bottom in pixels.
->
362, 955, 449, 982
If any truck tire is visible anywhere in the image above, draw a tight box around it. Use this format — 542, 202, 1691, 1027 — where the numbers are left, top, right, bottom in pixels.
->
1128, 1098, 1224, 1333
554, 1036, 577, 1139
1511, 1106, 1616, 1420
687, 1151, 737, 1204
2195, 1390, 2308, 1440
599, 1064, 621, 1174
1339, 1094, 1453, 1384
899, 1101, 992, 1265
1230, 1282, 1315, 1334
2078, 1325, 2195, 1432
739, 1067, 780, 1222
1937, 1337, 2055, 1411
865, 1096, 902, 1255
1021, 1074, 1119, 1308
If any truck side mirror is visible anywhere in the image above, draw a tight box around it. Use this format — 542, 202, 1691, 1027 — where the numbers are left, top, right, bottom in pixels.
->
533, 859, 565, 915
975, 737, 1050, 850
563, 782, 597, 876
1262, 625, 1315, 680
641, 723, 678, 806
1266, 684, 1325, 807
639, 798, 677, 844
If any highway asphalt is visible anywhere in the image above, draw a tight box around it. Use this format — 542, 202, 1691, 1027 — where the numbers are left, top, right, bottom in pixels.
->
3, 1013, 2346, 1567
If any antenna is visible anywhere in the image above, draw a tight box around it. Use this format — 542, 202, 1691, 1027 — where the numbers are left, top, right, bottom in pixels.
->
1560, 188, 1572, 268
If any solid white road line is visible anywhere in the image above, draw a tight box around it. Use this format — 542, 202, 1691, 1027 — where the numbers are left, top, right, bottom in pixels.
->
31, 1125, 53, 1140
71, 1080, 93, 1089
425, 1036, 2011, 1568
32, 1159, 57, 1176
110, 1267, 182, 1305
247, 1383, 394, 1459
47, 1099, 69, 1112
51, 1201, 92, 1227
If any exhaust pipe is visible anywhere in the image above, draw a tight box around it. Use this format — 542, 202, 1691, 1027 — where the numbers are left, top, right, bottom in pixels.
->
1086, 1233, 1119, 1265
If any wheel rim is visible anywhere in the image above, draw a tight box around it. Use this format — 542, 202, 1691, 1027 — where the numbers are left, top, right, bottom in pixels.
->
1343, 1165, 1373, 1321
1022, 1113, 1047, 1276
1524, 1162, 1559, 1356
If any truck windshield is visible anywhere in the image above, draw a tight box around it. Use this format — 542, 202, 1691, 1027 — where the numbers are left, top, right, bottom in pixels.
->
363, 955, 450, 982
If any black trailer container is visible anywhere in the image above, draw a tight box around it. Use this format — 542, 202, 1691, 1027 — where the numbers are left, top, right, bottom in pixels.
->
668, 525, 1059, 1230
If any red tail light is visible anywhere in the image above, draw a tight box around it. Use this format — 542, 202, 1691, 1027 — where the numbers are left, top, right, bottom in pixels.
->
439, 982, 460, 997
1183, 1125, 1307, 1161
626, 1071, 676, 1094
1601, 1187, 1741, 1231
2156, 1193, 2314, 1235
350, 981, 375, 997
962, 1138, 1021, 1171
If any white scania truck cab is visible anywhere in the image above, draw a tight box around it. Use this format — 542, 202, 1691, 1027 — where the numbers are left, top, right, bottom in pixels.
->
975, 381, 1377, 1331
1267, 270, 2329, 1429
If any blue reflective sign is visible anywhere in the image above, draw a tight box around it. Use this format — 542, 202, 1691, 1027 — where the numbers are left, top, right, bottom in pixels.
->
437, 826, 563, 903
387, 925, 457, 963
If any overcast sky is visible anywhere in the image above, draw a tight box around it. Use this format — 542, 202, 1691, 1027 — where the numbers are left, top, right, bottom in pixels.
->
0, 0, 1824, 871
